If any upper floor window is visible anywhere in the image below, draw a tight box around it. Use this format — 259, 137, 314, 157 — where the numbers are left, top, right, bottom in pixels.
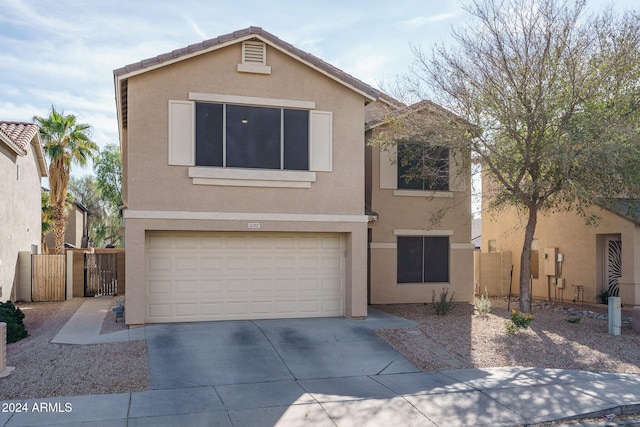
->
397, 142, 449, 191
195, 103, 309, 171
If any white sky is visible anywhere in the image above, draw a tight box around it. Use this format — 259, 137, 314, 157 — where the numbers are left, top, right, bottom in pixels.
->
0, 0, 635, 175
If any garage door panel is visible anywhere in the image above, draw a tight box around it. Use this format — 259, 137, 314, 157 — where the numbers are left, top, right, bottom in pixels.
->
322, 299, 342, 313
227, 257, 248, 270
175, 280, 199, 294
148, 256, 171, 272
147, 234, 172, 249
322, 277, 342, 291
299, 278, 320, 291
175, 235, 197, 249
148, 280, 171, 294
275, 279, 296, 291
251, 279, 272, 292
146, 232, 345, 322
322, 236, 343, 249
228, 279, 249, 292
201, 257, 223, 270
175, 303, 198, 317
202, 280, 224, 292
202, 302, 223, 316
148, 303, 171, 318
250, 256, 272, 270
176, 257, 198, 270
201, 236, 223, 248
227, 236, 249, 249
299, 257, 319, 270
250, 236, 272, 249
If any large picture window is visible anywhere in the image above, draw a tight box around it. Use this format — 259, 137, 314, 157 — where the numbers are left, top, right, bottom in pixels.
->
195, 103, 309, 170
397, 236, 449, 283
397, 143, 449, 191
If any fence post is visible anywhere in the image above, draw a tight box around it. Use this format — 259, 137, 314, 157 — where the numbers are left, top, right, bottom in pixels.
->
0, 322, 16, 377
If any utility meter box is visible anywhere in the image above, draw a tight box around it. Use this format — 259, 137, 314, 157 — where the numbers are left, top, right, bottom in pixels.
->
543, 247, 558, 276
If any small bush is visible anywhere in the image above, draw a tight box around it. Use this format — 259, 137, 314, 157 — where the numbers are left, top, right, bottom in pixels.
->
432, 288, 455, 315
474, 288, 492, 319
505, 310, 535, 334
565, 315, 582, 323
0, 301, 28, 343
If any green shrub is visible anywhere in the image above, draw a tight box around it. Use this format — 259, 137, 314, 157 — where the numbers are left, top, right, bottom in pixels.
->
474, 288, 492, 319
432, 288, 455, 315
505, 309, 535, 334
0, 301, 28, 343
565, 315, 582, 323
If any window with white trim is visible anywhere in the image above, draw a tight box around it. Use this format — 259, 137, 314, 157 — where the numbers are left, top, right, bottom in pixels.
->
397, 236, 449, 283
168, 97, 333, 174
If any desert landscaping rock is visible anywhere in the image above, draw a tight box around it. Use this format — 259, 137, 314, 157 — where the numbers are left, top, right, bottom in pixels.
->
374, 297, 640, 374
2, 296, 638, 401
2, 298, 149, 400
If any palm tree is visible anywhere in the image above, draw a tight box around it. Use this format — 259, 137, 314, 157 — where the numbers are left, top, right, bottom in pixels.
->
34, 106, 98, 254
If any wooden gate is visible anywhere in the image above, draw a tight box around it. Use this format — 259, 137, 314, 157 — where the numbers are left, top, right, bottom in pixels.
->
32, 254, 66, 301
84, 253, 118, 296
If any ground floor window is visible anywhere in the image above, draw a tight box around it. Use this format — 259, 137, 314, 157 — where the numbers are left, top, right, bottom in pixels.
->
397, 236, 449, 283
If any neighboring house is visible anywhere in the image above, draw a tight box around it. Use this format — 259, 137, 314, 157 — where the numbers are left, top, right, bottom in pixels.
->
113, 27, 475, 325
365, 100, 474, 304
0, 121, 47, 301
44, 200, 91, 249
482, 199, 640, 307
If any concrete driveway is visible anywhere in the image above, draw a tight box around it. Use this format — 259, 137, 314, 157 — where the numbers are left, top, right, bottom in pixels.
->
144, 309, 420, 390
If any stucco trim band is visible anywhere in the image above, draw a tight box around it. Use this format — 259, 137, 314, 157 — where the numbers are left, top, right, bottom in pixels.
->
393, 190, 454, 198
393, 229, 454, 236
189, 92, 315, 109
451, 243, 475, 250
189, 167, 316, 188
124, 210, 369, 223
370, 243, 397, 249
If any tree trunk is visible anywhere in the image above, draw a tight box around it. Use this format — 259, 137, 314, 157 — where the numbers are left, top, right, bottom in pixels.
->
53, 204, 67, 255
519, 206, 537, 313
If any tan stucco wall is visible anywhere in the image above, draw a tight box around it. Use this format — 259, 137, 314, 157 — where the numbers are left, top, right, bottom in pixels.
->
124, 44, 364, 215
482, 205, 640, 306
367, 135, 474, 304
0, 143, 42, 301
121, 42, 369, 324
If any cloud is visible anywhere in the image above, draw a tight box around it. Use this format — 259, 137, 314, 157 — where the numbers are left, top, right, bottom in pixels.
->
400, 12, 460, 29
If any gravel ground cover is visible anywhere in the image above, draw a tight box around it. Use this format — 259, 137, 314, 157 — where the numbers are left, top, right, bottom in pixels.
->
2, 295, 639, 403
374, 297, 640, 374
1, 298, 149, 400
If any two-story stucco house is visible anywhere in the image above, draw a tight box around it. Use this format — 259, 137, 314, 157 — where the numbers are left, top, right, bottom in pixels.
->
114, 27, 474, 325
0, 121, 47, 301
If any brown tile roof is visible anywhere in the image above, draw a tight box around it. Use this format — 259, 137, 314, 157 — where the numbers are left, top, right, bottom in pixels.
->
113, 26, 381, 100
0, 121, 39, 156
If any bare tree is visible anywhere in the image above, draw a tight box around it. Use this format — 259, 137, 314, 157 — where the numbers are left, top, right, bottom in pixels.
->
383, 0, 640, 312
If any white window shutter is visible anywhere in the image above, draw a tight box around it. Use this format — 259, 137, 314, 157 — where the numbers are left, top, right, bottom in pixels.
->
168, 100, 195, 166
379, 144, 397, 189
310, 110, 332, 172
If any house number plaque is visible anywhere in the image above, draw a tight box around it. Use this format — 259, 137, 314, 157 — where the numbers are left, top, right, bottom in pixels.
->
247, 222, 261, 229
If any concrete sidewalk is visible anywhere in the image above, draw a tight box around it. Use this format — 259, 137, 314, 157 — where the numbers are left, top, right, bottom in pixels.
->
2, 299, 639, 426
1, 367, 639, 426
51, 297, 145, 345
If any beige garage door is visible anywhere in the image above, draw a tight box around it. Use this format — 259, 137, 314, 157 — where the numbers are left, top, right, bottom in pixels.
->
145, 232, 345, 323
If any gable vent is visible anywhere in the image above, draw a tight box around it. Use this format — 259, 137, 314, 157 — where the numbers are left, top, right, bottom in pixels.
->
237, 40, 272, 74
243, 41, 266, 64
